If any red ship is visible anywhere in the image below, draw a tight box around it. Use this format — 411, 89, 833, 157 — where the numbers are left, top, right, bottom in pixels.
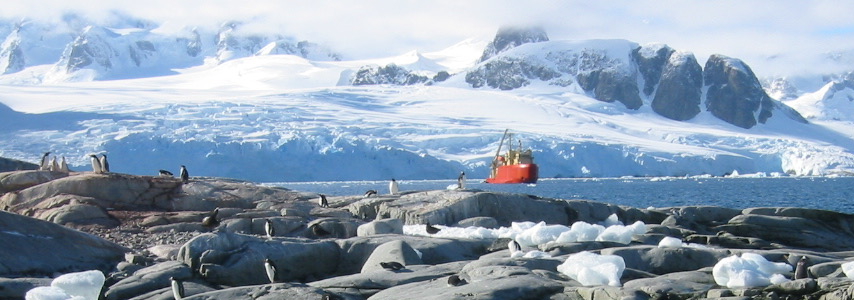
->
486, 129, 539, 184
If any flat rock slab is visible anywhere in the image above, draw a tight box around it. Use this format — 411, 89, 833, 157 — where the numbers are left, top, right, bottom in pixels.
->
0, 210, 126, 276
182, 283, 328, 300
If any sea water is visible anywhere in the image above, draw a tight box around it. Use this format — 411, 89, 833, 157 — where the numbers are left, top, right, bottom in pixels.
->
268, 176, 854, 214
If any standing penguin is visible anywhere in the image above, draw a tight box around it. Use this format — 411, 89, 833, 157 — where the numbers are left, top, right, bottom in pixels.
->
318, 194, 329, 208
99, 154, 110, 173
425, 223, 441, 234
170, 277, 184, 300
180, 165, 189, 183
264, 258, 277, 283
202, 208, 220, 229
264, 219, 275, 240
59, 156, 70, 173
458, 171, 466, 189
389, 179, 399, 195
39, 152, 51, 170
89, 154, 102, 173
49, 156, 59, 172
795, 256, 810, 279
508, 239, 522, 256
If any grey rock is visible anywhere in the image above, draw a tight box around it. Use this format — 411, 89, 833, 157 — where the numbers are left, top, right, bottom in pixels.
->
0, 170, 67, 193
0, 173, 182, 214
310, 261, 467, 296
181, 282, 328, 300
173, 178, 302, 212
479, 26, 549, 62
540, 241, 627, 256
127, 280, 216, 300
145, 222, 208, 233
335, 235, 490, 275
465, 57, 561, 90
104, 260, 192, 300
651, 51, 703, 121
360, 240, 423, 273
357, 218, 403, 237
370, 269, 563, 300
717, 211, 854, 251
306, 218, 361, 239
0, 277, 52, 300
177, 231, 339, 286
367, 190, 573, 227
454, 216, 499, 228
601, 245, 730, 275
32, 194, 119, 226
0, 210, 126, 276
764, 278, 817, 295
623, 271, 715, 298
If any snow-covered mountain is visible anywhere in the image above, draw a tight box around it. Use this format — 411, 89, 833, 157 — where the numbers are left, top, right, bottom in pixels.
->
2, 18, 854, 182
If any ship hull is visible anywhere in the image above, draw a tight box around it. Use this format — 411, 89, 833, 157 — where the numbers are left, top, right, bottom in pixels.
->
485, 164, 538, 184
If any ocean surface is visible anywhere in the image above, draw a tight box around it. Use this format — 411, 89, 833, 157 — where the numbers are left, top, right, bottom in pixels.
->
268, 176, 854, 214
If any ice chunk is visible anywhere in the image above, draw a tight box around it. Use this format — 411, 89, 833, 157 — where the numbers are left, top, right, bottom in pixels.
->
658, 236, 683, 248
515, 222, 570, 247
26, 270, 104, 300
712, 253, 793, 288
25, 286, 73, 300
557, 251, 625, 287
842, 261, 854, 279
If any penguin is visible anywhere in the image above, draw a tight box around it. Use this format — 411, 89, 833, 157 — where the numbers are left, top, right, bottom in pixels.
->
264, 258, 277, 283
318, 194, 329, 208
425, 223, 441, 234
508, 239, 522, 255
264, 219, 275, 240
202, 208, 220, 228
49, 156, 58, 172
311, 223, 331, 237
447, 274, 466, 287
180, 165, 189, 183
364, 190, 377, 197
170, 277, 184, 300
99, 154, 110, 173
379, 261, 405, 271
389, 178, 399, 195
795, 256, 810, 279
159, 169, 174, 177
39, 152, 51, 170
458, 171, 466, 189
59, 156, 69, 173
89, 154, 102, 173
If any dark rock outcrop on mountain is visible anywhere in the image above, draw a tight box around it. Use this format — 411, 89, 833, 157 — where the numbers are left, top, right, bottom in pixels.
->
479, 26, 549, 62
465, 57, 560, 90
0, 28, 25, 74
633, 44, 675, 96
704, 54, 807, 129
651, 52, 703, 120
578, 68, 644, 110
62, 26, 117, 73
351, 64, 430, 86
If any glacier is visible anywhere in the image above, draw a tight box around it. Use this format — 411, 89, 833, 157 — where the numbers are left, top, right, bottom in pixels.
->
1, 19, 854, 182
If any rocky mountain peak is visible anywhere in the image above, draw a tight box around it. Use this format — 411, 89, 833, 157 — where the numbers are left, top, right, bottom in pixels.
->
479, 25, 548, 62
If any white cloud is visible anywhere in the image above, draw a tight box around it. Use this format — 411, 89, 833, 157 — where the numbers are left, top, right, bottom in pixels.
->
3, 0, 854, 76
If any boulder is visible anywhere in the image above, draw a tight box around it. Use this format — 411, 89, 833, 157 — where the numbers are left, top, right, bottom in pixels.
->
360, 240, 423, 273
0, 170, 67, 193
104, 261, 192, 300
0, 157, 39, 173
601, 245, 730, 275
454, 216, 499, 228
335, 235, 491, 275
32, 194, 118, 226
181, 283, 329, 300
0, 277, 52, 299
369, 266, 563, 300
0, 173, 181, 214
357, 218, 403, 236
172, 178, 303, 212
367, 190, 573, 227
623, 271, 716, 298
309, 261, 467, 297
717, 210, 854, 251
177, 231, 339, 286
126, 280, 216, 300
0, 210, 126, 276
306, 218, 361, 239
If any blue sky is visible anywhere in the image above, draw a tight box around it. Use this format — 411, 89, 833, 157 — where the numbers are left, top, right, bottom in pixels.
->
4, 0, 854, 76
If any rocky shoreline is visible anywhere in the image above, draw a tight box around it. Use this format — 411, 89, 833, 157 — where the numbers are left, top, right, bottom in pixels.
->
3, 169, 854, 299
